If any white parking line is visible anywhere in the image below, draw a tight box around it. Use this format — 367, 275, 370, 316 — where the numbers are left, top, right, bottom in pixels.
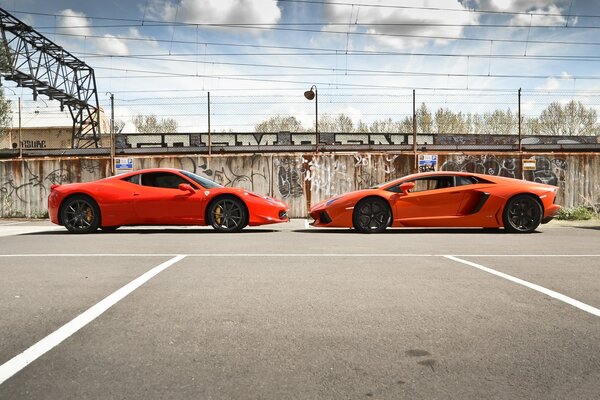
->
0, 255, 186, 386
0, 253, 599, 258
445, 255, 600, 317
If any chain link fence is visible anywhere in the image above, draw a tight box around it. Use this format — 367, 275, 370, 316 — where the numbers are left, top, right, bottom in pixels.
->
1, 89, 600, 151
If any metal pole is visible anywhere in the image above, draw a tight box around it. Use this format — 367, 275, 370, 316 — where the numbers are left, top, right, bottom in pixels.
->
18, 96, 22, 158
518, 88, 522, 152
412, 89, 417, 172
315, 87, 319, 153
110, 93, 115, 175
207, 91, 211, 156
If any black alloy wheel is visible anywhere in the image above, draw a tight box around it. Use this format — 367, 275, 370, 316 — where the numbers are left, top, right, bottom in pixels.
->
208, 197, 247, 233
502, 195, 543, 233
353, 197, 391, 233
61, 195, 100, 234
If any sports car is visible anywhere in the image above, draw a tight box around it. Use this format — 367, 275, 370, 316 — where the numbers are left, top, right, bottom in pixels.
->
48, 168, 288, 233
309, 171, 561, 233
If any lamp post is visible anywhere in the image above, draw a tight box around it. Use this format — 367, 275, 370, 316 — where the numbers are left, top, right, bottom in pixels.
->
304, 85, 318, 153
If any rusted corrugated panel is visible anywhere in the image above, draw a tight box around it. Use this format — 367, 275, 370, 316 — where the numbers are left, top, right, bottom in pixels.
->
0, 152, 598, 218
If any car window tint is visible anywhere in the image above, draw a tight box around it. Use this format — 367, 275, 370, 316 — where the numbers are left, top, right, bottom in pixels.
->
122, 174, 141, 185
141, 172, 189, 189
456, 176, 478, 186
411, 176, 455, 192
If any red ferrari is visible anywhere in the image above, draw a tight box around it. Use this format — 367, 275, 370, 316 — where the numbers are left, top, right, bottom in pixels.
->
310, 171, 561, 233
48, 168, 288, 233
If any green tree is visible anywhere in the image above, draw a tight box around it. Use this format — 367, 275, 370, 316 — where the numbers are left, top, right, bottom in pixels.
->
255, 115, 304, 132
434, 108, 467, 134
369, 117, 403, 133
132, 114, 178, 133
312, 113, 355, 133
417, 103, 433, 133
0, 89, 12, 138
482, 109, 516, 135
536, 100, 598, 136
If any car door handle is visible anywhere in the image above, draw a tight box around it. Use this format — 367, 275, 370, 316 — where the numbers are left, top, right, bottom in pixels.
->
133, 192, 141, 196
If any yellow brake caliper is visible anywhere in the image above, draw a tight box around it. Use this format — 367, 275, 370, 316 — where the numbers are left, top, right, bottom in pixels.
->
215, 206, 221, 225
85, 207, 92, 223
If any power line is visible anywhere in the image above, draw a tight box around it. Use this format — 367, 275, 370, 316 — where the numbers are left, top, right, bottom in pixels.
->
73, 50, 600, 63
12, 5, 600, 24
39, 28, 600, 50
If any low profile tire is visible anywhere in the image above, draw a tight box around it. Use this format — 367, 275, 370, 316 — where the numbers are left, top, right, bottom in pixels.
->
60, 195, 100, 234
208, 196, 247, 233
502, 195, 543, 233
101, 226, 119, 232
352, 197, 391, 234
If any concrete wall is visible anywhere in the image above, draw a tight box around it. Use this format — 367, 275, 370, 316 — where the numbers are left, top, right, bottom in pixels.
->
1, 152, 598, 218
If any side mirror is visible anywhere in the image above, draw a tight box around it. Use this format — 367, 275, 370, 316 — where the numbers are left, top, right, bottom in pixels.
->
178, 183, 195, 194
399, 182, 415, 195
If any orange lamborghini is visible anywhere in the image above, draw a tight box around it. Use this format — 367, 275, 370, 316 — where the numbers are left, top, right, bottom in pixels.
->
309, 171, 561, 233
48, 168, 288, 233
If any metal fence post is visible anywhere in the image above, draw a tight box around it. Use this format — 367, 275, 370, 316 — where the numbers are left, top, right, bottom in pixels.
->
412, 89, 417, 172
208, 91, 211, 156
518, 88, 522, 152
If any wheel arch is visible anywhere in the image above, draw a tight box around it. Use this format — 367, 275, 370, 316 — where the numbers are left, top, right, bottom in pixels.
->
504, 192, 543, 210
58, 193, 101, 226
502, 192, 544, 232
352, 195, 394, 228
205, 193, 250, 227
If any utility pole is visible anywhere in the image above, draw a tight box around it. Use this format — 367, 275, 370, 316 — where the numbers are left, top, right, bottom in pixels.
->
412, 89, 417, 172
110, 93, 115, 175
18, 96, 22, 158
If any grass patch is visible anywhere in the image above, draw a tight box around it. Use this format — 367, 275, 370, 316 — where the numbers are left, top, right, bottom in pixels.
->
556, 206, 599, 221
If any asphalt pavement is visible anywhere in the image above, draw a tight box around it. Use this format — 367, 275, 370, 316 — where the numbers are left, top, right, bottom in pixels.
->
0, 219, 599, 399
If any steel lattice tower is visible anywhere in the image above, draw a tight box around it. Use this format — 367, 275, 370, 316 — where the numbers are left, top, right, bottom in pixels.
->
0, 8, 101, 148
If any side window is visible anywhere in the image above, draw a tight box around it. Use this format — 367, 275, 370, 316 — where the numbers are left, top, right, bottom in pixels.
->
410, 176, 455, 192
456, 176, 478, 186
141, 172, 190, 189
122, 174, 141, 185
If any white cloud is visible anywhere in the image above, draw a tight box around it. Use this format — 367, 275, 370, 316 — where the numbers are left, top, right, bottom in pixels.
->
324, 0, 477, 50
477, 0, 572, 25
509, 4, 568, 26
149, 0, 281, 24
535, 71, 572, 91
96, 34, 130, 56
57, 9, 92, 37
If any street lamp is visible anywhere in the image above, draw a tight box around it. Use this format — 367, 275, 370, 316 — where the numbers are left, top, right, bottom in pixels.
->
304, 85, 318, 152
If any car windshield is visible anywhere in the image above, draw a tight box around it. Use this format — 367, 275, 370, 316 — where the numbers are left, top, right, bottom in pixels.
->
371, 178, 401, 189
181, 170, 223, 189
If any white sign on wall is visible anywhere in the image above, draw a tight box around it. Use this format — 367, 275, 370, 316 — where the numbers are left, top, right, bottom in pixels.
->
115, 158, 134, 175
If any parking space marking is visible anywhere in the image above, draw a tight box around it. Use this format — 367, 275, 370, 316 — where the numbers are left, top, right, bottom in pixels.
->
445, 255, 600, 317
1, 253, 600, 258
0, 255, 186, 386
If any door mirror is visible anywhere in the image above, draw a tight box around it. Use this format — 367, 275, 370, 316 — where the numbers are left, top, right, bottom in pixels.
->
178, 183, 195, 194
399, 182, 415, 195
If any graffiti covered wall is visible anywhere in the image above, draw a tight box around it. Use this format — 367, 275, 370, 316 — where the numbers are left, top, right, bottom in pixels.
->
0, 153, 598, 218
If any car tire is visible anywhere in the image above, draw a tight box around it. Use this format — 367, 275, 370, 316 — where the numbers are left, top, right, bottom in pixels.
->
208, 196, 247, 233
60, 195, 100, 234
352, 197, 391, 233
502, 194, 543, 233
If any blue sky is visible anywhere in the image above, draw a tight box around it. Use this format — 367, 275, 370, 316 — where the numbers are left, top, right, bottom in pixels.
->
2, 0, 600, 132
